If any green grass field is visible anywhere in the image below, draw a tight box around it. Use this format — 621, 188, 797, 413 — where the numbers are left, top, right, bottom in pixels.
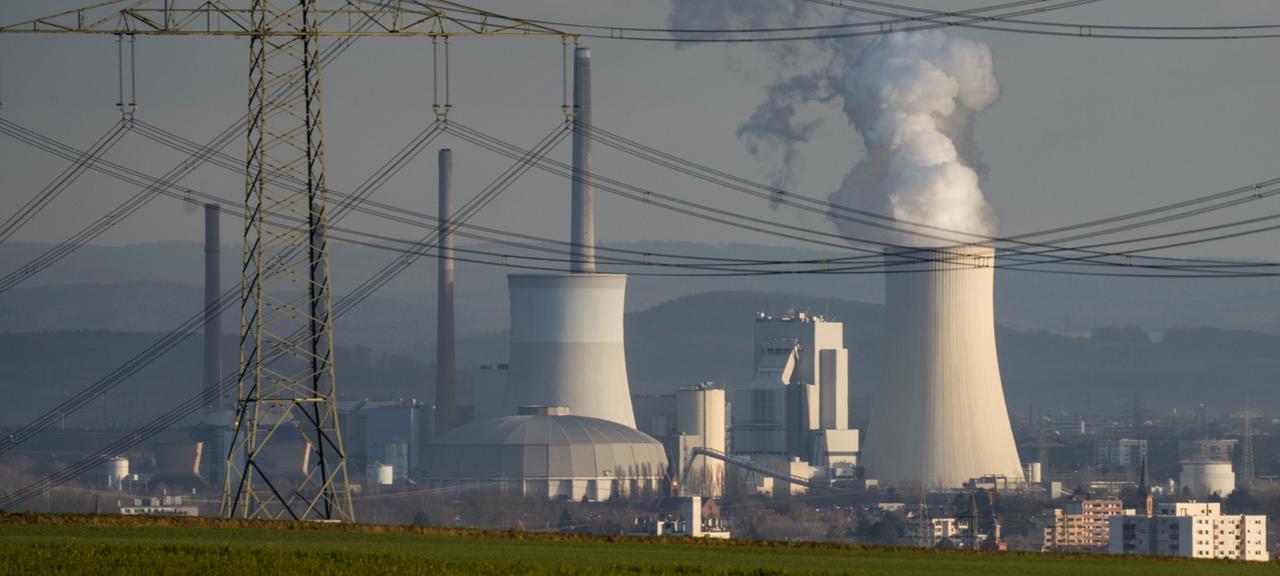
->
0, 514, 1272, 575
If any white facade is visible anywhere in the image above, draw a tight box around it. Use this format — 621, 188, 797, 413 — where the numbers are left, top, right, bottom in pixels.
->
503, 274, 636, 428
813, 428, 859, 475
735, 312, 847, 458
676, 384, 726, 498
424, 408, 667, 502
1110, 502, 1268, 562
862, 246, 1024, 488
1179, 461, 1235, 497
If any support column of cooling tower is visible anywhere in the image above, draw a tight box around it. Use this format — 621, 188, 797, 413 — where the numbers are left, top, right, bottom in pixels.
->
569, 46, 594, 273
435, 148, 457, 435
203, 203, 222, 411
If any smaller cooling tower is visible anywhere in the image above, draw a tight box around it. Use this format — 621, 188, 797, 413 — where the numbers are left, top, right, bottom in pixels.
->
503, 274, 636, 428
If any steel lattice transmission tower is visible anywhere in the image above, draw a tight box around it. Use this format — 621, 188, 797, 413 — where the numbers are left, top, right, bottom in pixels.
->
0, 0, 570, 521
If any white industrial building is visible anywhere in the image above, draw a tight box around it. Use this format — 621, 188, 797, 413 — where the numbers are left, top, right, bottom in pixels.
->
730, 311, 858, 494
1109, 502, 1268, 562
1179, 461, 1235, 498
423, 406, 668, 501
861, 246, 1024, 489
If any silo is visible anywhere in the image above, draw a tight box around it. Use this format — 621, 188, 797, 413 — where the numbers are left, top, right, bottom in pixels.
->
861, 245, 1023, 488
676, 384, 726, 497
107, 456, 129, 489
1179, 460, 1235, 497
502, 274, 636, 427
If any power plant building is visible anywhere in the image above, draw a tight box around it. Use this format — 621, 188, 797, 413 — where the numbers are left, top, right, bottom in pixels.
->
730, 312, 858, 492
423, 406, 667, 501
861, 246, 1024, 489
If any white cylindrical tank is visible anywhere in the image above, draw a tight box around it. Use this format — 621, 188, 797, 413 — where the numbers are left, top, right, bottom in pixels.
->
503, 274, 636, 427
862, 246, 1024, 488
1180, 460, 1234, 497
677, 385, 726, 453
107, 456, 129, 489
1024, 462, 1042, 484
676, 385, 726, 498
376, 464, 395, 486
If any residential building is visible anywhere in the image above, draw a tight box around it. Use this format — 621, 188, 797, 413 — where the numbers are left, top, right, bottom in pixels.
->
1109, 502, 1268, 562
1042, 499, 1130, 552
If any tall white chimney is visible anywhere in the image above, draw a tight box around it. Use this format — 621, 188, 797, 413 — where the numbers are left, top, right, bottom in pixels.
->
570, 46, 595, 273
435, 148, 457, 435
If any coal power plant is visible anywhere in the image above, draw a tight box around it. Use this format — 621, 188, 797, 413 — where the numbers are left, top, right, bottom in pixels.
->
11, 3, 1277, 562
424, 46, 659, 499
860, 246, 1024, 488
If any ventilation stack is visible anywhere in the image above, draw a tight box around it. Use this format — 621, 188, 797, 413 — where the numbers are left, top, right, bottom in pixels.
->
503, 47, 637, 428
569, 46, 594, 273
435, 148, 457, 435
861, 246, 1023, 488
203, 203, 223, 410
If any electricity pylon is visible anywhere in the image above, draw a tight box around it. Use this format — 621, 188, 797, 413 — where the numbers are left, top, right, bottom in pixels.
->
1, 1, 570, 521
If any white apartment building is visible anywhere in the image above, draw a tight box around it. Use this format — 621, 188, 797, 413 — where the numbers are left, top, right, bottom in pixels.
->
1109, 502, 1268, 562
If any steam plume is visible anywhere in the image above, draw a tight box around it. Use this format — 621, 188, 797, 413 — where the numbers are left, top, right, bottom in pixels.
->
838, 31, 1000, 243
668, 3, 1000, 243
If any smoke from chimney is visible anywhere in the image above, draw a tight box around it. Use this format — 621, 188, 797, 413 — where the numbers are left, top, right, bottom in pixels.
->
668, 3, 999, 243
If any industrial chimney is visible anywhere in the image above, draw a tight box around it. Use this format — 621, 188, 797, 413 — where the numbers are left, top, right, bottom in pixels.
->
502, 47, 637, 428
435, 148, 457, 435
203, 203, 222, 410
860, 246, 1023, 488
569, 46, 594, 273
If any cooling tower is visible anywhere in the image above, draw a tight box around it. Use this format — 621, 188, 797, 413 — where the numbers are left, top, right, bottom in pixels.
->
861, 245, 1023, 488
502, 274, 635, 427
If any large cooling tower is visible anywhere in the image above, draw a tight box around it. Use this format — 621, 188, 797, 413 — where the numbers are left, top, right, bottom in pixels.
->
861, 245, 1023, 488
502, 273, 636, 428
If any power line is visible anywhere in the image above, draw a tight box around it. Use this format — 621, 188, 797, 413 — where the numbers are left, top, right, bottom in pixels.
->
0, 121, 571, 510
0, 119, 129, 245
0, 16, 374, 294
506, 0, 1280, 42
446, 121, 1280, 277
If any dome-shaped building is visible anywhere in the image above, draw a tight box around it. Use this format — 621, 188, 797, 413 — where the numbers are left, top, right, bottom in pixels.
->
424, 406, 668, 501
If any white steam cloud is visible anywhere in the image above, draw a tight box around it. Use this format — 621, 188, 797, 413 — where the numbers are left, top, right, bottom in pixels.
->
838, 31, 1000, 243
668, 3, 1000, 245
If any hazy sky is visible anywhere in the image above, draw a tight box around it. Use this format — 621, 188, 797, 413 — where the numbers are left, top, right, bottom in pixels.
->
2, 1, 1279, 264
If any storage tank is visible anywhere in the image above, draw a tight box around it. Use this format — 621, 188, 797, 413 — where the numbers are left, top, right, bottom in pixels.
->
1024, 462, 1042, 484
376, 464, 394, 486
1180, 460, 1235, 497
502, 274, 636, 427
107, 456, 129, 489
861, 246, 1024, 488
676, 384, 726, 498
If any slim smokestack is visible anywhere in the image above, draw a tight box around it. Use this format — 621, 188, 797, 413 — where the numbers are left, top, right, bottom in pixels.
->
203, 203, 222, 410
435, 148, 457, 435
570, 46, 595, 273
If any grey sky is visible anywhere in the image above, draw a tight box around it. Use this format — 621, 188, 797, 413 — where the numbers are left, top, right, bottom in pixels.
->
1, 1, 1279, 265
